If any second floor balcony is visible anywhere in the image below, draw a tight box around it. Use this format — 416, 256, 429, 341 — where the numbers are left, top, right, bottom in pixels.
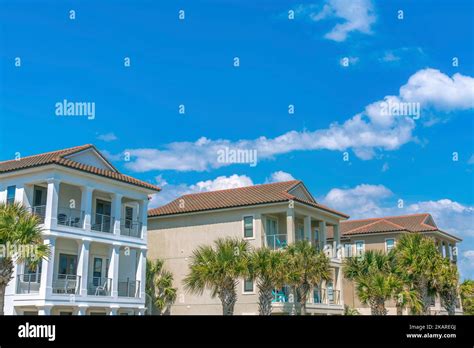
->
24, 180, 148, 239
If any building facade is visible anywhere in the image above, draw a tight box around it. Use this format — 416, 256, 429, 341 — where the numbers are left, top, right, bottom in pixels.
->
331, 214, 463, 315
147, 180, 349, 315
0, 145, 160, 315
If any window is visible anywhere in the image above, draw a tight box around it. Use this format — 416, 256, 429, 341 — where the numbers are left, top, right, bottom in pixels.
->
313, 285, 321, 303
296, 223, 304, 242
265, 217, 284, 249
313, 229, 320, 250
6, 186, 16, 205
327, 282, 334, 303
344, 243, 353, 258
355, 241, 365, 256
23, 260, 41, 282
243, 216, 254, 239
243, 278, 254, 293
58, 254, 77, 277
125, 206, 133, 228
386, 239, 395, 252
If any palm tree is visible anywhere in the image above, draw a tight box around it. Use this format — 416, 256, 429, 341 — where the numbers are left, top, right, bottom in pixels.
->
0, 202, 49, 315
389, 256, 423, 315
146, 259, 177, 315
285, 241, 331, 315
460, 279, 474, 315
435, 258, 459, 315
249, 248, 286, 315
343, 305, 360, 315
343, 250, 397, 315
183, 237, 250, 315
393, 234, 443, 315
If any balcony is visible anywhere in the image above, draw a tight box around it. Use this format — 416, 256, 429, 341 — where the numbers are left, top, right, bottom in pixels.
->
271, 286, 341, 305
313, 288, 341, 305
265, 234, 288, 250
120, 219, 142, 238
91, 213, 113, 233
57, 206, 84, 228
31, 205, 46, 224
52, 274, 81, 294
16, 273, 41, 294
118, 279, 140, 298
88, 277, 112, 296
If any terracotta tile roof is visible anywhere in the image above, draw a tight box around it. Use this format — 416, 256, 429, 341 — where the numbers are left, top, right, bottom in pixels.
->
0, 144, 161, 192
148, 180, 349, 218
327, 213, 461, 241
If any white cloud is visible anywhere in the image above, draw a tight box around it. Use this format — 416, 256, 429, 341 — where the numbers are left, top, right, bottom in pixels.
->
308, 0, 376, 42
381, 162, 389, 172
96, 132, 117, 142
459, 249, 474, 280
399, 69, 474, 111
322, 184, 393, 218
149, 174, 254, 208
265, 171, 296, 183
321, 184, 474, 237
122, 69, 474, 172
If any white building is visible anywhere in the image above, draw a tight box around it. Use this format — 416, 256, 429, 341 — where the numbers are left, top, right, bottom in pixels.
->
0, 144, 160, 315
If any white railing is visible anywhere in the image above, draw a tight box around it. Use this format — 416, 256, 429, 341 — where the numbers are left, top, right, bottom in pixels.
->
92, 213, 113, 233
16, 273, 41, 294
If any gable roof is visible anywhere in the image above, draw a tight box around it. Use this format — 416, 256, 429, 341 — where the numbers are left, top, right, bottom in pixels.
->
148, 180, 349, 218
328, 213, 461, 241
0, 144, 161, 192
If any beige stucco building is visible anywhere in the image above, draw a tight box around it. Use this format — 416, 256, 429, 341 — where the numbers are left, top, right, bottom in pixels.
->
147, 180, 349, 315
331, 214, 463, 315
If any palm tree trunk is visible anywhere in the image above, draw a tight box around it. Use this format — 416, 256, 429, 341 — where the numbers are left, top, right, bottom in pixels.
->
219, 287, 237, 315
396, 303, 403, 316
0, 257, 14, 316
258, 284, 274, 316
370, 297, 387, 315
289, 286, 297, 315
418, 279, 431, 315
441, 291, 457, 316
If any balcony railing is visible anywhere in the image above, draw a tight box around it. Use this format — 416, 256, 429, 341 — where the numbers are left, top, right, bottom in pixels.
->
91, 213, 113, 233
88, 277, 112, 296
16, 273, 41, 294
52, 274, 81, 294
120, 219, 142, 238
314, 288, 341, 305
31, 205, 46, 224
57, 206, 84, 228
266, 234, 288, 250
118, 279, 140, 298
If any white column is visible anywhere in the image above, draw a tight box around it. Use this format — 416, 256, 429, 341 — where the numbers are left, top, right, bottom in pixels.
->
111, 193, 123, 236
319, 221, 327, 254
39, 236, 56, 297
81, 186, 94, 231
23, 185, 34, 209
14, 185, 26, 206
303, 216, 311, 242
44, 179, 60, 229
77, 240, 91, 296
38, 305, 52, 315
446, 243, 452, 260
336, 267, 343, 305
333, 224, 341, 259
254, 213, 262, 247
0, 186, 6, 204
286, 207, 295, 245
136, 248, 147, 299
77, 305, 88, 315
138, 199, 148, 239
108, 244, 120, 298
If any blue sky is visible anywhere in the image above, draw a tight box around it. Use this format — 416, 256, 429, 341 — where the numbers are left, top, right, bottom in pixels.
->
1, 0, 473, 278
